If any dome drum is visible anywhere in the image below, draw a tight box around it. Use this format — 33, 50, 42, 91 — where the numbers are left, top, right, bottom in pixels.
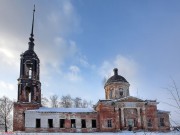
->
104, 68, 130, 100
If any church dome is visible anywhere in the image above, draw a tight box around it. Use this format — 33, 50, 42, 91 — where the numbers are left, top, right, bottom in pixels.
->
104, 68, 128, 87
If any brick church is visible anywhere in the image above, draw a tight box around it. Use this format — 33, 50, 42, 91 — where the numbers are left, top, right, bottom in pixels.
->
13, 8, 170, 132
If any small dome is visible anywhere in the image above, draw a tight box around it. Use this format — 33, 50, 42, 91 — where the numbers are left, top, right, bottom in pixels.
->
22, 50, 38, 58
104, 68, 128, 87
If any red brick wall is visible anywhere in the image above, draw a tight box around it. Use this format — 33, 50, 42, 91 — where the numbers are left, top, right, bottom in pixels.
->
97, 102, 119, 132
13, 102, 41, 131
158, 112, 170, 131
145, 104, 158, 131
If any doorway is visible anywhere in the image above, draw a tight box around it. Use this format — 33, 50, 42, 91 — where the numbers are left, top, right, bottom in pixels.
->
127, 119, 134, 131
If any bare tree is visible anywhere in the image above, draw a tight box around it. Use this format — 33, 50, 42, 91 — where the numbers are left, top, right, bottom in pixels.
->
50, 95, 59, 108
162, 79, 180, 127
164, 79, 180, 111
0, 96, 13, 132
88, 100, 93, 108
60, 95, 73, 108
73, 97, 82, 108
41, 94, 49, 107
81, 99, 88, 108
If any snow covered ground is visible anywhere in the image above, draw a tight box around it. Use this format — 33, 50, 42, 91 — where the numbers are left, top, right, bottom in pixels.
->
0, 131, 180, 135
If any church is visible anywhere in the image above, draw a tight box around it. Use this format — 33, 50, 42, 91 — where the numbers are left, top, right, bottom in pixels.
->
13, 8, 170, 133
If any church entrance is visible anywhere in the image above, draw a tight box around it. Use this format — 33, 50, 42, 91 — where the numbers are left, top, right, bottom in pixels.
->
127, 119, 134, 131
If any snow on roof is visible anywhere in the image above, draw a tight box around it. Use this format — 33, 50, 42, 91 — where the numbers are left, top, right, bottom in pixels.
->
26, 107, 96, 113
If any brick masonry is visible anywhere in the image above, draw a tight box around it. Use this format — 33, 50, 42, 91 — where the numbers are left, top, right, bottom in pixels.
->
13, 102, 41, 131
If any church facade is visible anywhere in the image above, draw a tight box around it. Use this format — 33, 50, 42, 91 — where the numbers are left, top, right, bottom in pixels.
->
13, 8, 170, 133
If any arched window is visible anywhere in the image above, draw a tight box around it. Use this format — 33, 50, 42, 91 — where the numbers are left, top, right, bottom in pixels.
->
110, 90, 113, 98
119, 88, 123, 97
25, 87, 31, 102
29, 67, 32, 78
25, 60, 33, 79
120, 91, 123, 96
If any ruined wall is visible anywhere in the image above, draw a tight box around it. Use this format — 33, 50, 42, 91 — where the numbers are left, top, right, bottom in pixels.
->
25, 111, 98, 132
145, 104, 158, 131
95, 99, 163, 132
96, 101, 120, 132
22, 101, 170, 133
13, 102, 41, 131
158, 112, 170, 131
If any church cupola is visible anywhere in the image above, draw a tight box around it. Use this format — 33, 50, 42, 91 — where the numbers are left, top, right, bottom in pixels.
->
104, 68, 130, 100
17, 5, 41, 104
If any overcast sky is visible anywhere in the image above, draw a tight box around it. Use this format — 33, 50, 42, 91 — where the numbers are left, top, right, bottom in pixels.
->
0, 0, 180, 124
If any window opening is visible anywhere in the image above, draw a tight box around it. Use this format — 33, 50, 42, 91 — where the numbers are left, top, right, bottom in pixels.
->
134, 119, 137, 127
110, 90, 113, 98
48, 119, 53, 128
92, 120, 96, 128
36, 96, 39, 101
160, 118, 165, 127
71, 119, 76, 128
29, 67, 32, 78
36, 119, 41, 128
28, 92, 31, 102
81, 119, 86, 128
120, 91, 123, 96
147, 119, 152, 127
60, 119, 65, 128
25, 87, 31, 102
107, 120, 112, 127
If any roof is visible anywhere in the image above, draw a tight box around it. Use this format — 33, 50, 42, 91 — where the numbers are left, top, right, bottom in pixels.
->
104, 68, 128, 87
22, 49, 38, 58
25, 107, 96, 113
116, 96, 145, 102
158, 110, 170, 114
94, 96, 159, 108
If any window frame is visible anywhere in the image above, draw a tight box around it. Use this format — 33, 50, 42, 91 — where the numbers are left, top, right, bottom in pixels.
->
147, 118, 152, 127
107, 119, 112, 128
160, 118, 165, 127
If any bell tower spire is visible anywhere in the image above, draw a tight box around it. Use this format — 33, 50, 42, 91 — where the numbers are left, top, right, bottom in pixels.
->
17, 4, 41, 103
28, 5, 35, 51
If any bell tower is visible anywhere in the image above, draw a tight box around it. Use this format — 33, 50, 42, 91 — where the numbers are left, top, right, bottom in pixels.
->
13, 5, 41, 131
17, 5, 41, 103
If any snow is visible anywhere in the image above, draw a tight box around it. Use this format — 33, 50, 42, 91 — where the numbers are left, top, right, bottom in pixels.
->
25, 107, 95, 113
0, 131, 179, 135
